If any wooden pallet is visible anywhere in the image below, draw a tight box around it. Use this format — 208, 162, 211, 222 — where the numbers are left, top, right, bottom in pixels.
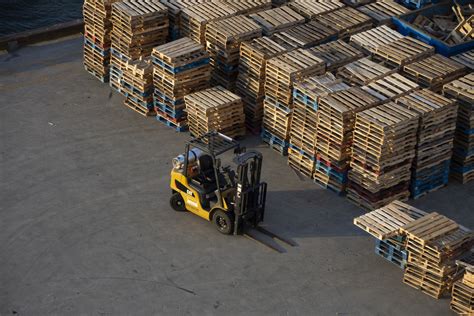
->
316, 7, 373, 39
347, 181, 410, 211
402, 54, 467, 91
358, 0, 411, 25
222, 0, 272, 15
265, 48, 326, 107
337, 57, 395, 86
451, 281, 474, 315
249, 6, 305, 36
287, 0, 344, 20
451, 50, 474, 71
270, 20, 338, 50
180, 2, 237, 45
443, 73, 474, 107
349, 25, 404, 54
372, 36, 435, 69
353, 200, 427, 240
185, 86, 245, 138
400, 212, 459, 246
287, 147, 315, 179
262, 97, 293, 141
308, 40, 364, 72
362, 73, 420, 102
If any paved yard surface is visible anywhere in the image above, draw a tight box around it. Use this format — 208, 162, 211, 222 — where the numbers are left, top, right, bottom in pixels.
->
1, 36, 473, 315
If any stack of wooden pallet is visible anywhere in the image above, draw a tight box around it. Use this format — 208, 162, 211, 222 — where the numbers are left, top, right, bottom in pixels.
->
361, 73, 419, 103
315, 88, 379, 194
262, 49, 326, 154
308, 40, 364, 72
185, 86, 245, 138
402, 54, 466, 92
288, 74, 349, 178
443, 73, 474, 184
205, 15, 262, 90
120, 58, 155, 116
348, 102, 419, 210
180, 2, 236, 45
358, 0, 410, 25
354, 200, 427, 269
222, 0, 272, 15
401, 213, 474, 299
337, 57, 395, 86
83, 0, 118, 82
372, 36, 434, 69
110, 1, 169, 92
270, 20, 338, 50
287, 0, 344, 20
451, 50, 474, 71
396, 90, 458, 199
316, 7, 373, 39
236, 37, 287, 133
160, 0, 206, 41
249, 6, 305, 36
151, 37, 211, 132
451, 261, 474, 315
350, 25, 403, 54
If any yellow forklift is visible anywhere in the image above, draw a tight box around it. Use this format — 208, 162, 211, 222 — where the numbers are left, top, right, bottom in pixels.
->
169, 131, 294, 251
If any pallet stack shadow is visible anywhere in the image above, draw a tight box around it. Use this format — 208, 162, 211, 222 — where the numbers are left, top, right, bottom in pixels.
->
313, 88, 379, 194
354, 200, 427, 269
288, 74, 349, 179
237, 37, 287, 134
262, 49, 325, 155
83, 0, 118, 82
443, 73, 474, 184
401, 212, 474, 299
151, 37, 211, 132
109, 0, 168, 93
205, 15, 262, 91
185, 86, 245, 138
451, 261, 474, 315
348, 102, 419, 210
121, 58, 154, 116
395, 90, 458, 199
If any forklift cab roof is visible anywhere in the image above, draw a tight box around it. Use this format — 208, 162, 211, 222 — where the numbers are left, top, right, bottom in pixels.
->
188, 131, 241, 157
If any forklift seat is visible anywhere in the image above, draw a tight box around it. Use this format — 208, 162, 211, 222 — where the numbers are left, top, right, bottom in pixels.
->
198, 154, 215, 182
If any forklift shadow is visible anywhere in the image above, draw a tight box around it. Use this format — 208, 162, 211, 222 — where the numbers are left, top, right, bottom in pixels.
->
262, 188, 367, 240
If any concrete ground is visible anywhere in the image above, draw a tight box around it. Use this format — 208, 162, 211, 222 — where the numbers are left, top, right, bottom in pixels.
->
1, 36, 473, 316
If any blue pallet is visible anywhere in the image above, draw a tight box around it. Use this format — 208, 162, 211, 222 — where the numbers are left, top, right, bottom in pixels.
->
411, 180, 448, 198
152, 57, 210, 74
153, 90, 184, 106
293, 90, 319, 111
156, 115, 188, 132
261, 129, 289, 155
289, 144, 315, 161
375, 239, 407, 269
110, 48, 130, 62
84, 38, 110, 55
315, 161, 348, 184
392, 1, 474, 56
313, 178, 346, 195
451, 164, 474, 174
119, 80, 152, 97
84, 67, 109, 83
397, 0, 434, 9
459, 127, 474, 136
153, 101, 185, 119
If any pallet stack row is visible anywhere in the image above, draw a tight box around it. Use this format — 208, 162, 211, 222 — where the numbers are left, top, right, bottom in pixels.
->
443, 73, 474, 184
185, 86, 245, 138
121, 58, 155, 116
401, 212, 474, 299
396, 90, 458, 199
237, 37, 287, 134
451, 261, 474, 315
288, 74, 349, 178
348, 102, 419, 210
180, 2, 236, 45
151, 37, 211, 132
83, 0, 118, 82
262, 49, 326, 154
249, 6, 305, 36
205, 15, 262, 90
109, 0, 169, 92
315, 88, 379, 194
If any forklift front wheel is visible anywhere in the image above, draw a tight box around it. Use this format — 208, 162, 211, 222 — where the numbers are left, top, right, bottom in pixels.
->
213, 209, 234, 235
170, 193, 186, 212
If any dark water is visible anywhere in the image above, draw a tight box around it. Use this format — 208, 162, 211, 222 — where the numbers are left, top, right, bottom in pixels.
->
0, 0, 83, 36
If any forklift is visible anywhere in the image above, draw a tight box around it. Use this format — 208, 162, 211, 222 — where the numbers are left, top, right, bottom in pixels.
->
169, 131, 294, 251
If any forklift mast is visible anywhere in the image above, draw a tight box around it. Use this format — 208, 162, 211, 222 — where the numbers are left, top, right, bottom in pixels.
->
233, 151, 267, 235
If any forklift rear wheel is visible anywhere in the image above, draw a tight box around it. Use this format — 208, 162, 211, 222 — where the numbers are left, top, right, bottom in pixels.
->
170, 193, 186, 212
213, 210, 234, 235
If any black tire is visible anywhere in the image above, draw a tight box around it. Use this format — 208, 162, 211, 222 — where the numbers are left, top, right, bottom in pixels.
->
213, 209, 234, 235
170, 193, 186, 212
